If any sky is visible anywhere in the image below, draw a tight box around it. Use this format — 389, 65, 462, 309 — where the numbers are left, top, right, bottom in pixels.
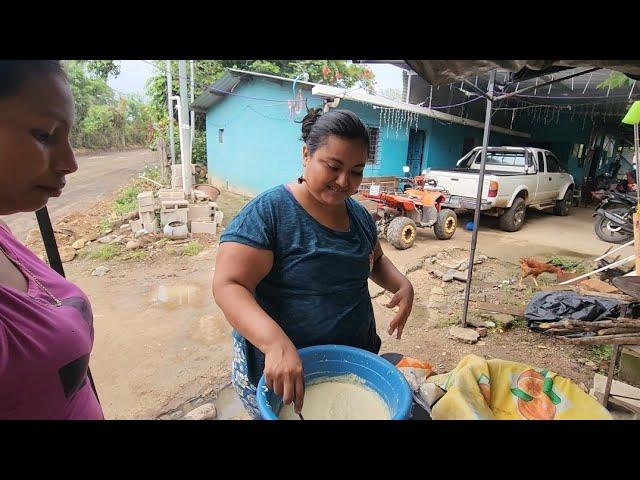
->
107, 60, 404, 97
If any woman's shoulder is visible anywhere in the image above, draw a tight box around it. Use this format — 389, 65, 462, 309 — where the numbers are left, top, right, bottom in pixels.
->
347, 196, 373, 220
242, 185, 290, 211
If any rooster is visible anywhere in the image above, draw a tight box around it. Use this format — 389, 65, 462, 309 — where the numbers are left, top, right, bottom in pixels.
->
519, 257, 566, 287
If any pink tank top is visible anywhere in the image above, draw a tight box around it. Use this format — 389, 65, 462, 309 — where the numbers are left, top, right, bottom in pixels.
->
0, 223, 103, 419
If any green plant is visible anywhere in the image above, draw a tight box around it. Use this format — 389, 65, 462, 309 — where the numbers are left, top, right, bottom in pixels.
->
88, 244, 121, 260
124, 250, 150, 261
548, 256, 586, 273
592, 344, 613, 362
141, 165, 161, 182
183, 242, 203, 256
114, 185, 144, 215
513, 316, 526, 328
440, 314, 460, 327
99, 217, 111, 233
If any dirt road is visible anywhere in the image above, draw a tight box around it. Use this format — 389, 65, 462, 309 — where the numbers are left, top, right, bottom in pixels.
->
2, 149, 154, 242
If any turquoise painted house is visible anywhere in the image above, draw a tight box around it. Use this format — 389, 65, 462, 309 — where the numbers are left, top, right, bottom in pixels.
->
191, 68, 635, 195
191, 69, 531, 195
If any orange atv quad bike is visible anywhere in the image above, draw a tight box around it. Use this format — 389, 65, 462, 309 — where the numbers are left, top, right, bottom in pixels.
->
360, 176, 457, 250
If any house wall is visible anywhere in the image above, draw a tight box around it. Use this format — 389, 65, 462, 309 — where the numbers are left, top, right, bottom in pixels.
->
205, 78, 322, 194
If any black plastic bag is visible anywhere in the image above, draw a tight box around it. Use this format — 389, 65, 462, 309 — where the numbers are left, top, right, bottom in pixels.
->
525, 291, 620, 330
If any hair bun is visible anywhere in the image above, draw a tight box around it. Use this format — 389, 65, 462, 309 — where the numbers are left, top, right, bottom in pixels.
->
300, 107, 323, 143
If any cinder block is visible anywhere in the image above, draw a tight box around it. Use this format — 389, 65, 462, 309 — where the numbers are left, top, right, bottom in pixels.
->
140, 212, 159, 233
138, 203, 156, 214
214, 211, 224, 226
130, 219, 143, 233
620, 346, 640, 386
188, 204, 213, 222
161, 200, 189, 211
158, 188, 185, 202
190, 221, 217, 235
161, 208, 188, 227
137, 191, 154, 207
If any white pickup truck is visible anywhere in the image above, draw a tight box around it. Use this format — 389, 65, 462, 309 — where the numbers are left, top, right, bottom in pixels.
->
424, 146, 575, 232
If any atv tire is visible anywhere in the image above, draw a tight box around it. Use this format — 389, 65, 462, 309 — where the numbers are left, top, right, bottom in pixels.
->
387, 217, 417, 250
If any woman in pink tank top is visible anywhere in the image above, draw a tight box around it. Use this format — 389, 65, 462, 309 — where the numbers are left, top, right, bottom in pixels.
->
0, 61, 103, 419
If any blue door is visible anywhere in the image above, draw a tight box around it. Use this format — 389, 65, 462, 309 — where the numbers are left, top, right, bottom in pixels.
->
407, 129, 426, 176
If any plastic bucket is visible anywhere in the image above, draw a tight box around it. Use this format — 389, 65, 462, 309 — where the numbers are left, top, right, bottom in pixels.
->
256, 344, 413, 420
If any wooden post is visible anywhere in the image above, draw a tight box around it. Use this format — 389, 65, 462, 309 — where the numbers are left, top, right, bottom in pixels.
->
635, 213, 640, 275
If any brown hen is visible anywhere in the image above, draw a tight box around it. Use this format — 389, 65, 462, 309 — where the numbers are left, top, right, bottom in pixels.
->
519, 257, 565, 287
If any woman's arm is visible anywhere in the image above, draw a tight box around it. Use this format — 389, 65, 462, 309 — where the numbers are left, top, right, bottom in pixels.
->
0, 219, 11, 234
212, 242, 305, 413
369, 240, 414, 339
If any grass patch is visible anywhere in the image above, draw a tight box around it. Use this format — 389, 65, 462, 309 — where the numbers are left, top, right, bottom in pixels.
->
99, 217, 112, 234
183, 242, 203, 256
141, 165, 161, 183
548, 256, 587, 274
592, 344, 613, 362
123, 250, 150, 261
512, 316, 527, 328
113, 185, 144, 216
87, 244, 122, 260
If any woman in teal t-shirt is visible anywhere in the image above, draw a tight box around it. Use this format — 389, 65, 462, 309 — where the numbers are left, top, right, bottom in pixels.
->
213, 108, 414, 419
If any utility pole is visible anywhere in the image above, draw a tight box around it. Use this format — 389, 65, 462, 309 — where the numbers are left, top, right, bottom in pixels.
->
190, 60, 195, 158
165, 60, 176, 165
178, 60, 192, 195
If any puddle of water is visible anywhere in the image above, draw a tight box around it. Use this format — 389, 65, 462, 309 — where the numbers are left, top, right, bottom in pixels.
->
151, 284, 206, 307
188, 314, 231, 345
215, 384, 246, 420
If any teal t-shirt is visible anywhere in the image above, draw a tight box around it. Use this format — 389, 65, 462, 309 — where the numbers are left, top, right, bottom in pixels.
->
220, 184, 381, 386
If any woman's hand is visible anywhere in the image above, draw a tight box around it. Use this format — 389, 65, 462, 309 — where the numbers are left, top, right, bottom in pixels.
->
385, 279, 414, 339
263, 339, 305, 414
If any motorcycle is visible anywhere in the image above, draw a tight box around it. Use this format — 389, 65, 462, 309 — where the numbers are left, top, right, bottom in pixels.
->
593, 191, 636, 244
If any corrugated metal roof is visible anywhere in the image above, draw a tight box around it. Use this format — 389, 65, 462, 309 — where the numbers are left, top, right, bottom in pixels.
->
190, 68, 319, 112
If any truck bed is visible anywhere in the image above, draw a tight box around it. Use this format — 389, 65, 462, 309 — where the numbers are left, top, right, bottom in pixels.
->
431, 168, 529, 177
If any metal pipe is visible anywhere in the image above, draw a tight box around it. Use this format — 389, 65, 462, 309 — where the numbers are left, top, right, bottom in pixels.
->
462, 78, 492, 100
461, 69, 495, 328
495, 68, 601, 102
593, 240, 634, 262
558, 255, 635, 285
635, 123, 640, 206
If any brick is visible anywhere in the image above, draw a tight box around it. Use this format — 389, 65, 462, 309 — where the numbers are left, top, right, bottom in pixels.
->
190, 221, 217, 235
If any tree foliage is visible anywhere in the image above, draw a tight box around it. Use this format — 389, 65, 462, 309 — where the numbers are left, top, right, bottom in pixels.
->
597, 71, 636, 90
63, 60, 152, 150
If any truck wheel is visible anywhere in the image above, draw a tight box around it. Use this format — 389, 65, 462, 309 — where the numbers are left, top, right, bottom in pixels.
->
387, 217, 417, 250
434, 209, 457, 240
499, 197, 526, 232
553, 188, 572, 216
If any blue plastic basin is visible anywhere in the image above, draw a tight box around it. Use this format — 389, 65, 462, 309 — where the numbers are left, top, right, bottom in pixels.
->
256, 344, 413, 420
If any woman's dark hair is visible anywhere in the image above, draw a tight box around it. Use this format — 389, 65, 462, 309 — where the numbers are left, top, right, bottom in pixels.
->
300, 107, 370, 155
0, 61, 66, 99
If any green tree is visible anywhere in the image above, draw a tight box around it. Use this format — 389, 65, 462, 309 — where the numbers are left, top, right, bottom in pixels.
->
84, 60, 121, 80
597, 71, 635, 90
62, 60, 151, 150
